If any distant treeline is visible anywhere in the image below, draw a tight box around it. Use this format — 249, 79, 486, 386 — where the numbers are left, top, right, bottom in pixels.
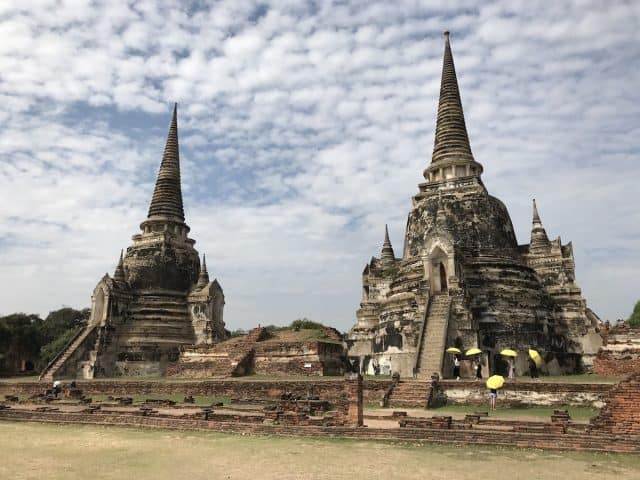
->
0, 307, 90, 376
629, 301, 640, 328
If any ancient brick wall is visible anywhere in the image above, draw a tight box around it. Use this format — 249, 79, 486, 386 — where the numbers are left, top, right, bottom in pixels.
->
590, 373, 640, 435
3, 408, 639, 453
593, 328, 640, 376
168, 328, 346, 378
253, 341, 345, 376
0, 378, 609, 408
337, 374, 363, 426
0, 379, 390, 404
386, 380, 612, 408
593, 357, 640, 376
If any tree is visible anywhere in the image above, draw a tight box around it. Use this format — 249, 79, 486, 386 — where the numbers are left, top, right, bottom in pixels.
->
0, 313, 44, 373
38, 329, 79, 369
36, 307, 90, 370
41, 307, 90, 343
290, 318, 325, 330
628, 300, 640, 328
0, 307, 89, 375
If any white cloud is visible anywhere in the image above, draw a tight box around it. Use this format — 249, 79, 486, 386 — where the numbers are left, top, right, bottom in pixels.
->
0, 0, 638, 329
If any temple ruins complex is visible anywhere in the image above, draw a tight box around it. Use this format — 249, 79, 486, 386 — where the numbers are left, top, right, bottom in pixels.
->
39, 32, 606, 382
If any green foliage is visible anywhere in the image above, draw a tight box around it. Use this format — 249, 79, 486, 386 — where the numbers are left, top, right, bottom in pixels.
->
41, 307, 90, 343
0, 322, 12, 353
38, 328, 79, 369
0, 313, 45, 373
262, 324, 287, 333
0, 307, 88, 375
260, 318, 326, 333
228, 328, 247, 338
289, 318, 325, 330
628, 300, 640, 328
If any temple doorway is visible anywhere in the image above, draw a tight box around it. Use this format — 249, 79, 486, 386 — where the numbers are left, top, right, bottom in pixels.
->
439, 263, 448, 292
427, 245, 452, 295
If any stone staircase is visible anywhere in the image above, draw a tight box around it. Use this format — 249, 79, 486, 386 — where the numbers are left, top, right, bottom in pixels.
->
117, 295, 193, 346
416, 294, 451, 378
168, 327, 268, 377
387, 381, 431, 408
39, 324, 98, 381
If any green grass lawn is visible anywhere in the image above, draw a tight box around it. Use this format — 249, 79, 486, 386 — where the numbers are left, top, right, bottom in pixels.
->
88, 394, 231, 406
365, 403, 599, 420
427, 404, 599, 421
535, 374, 622, 384
0, 422, 638, 480
0, 375, 40, 383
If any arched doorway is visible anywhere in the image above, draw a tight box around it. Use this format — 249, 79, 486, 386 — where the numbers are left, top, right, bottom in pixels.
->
427, 245, 451, 295
439, 263, 448, 292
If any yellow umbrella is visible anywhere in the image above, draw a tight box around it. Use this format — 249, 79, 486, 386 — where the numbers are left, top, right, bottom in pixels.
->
500, 349, 518, 357
529, 349, 542, 366
486, 375, 505, 389
465, 348, 482, 356
446, 347, 462, 354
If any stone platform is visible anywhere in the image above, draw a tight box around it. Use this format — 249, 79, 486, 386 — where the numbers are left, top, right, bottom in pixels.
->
0, 377, 615, 409
2, 374, 638, 454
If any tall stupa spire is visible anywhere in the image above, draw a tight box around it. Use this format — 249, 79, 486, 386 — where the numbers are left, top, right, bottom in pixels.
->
532, 198, 542, 224
431, 31, 474, 164
530, 199, 550, 251
196, 254, 210, 288
147, 103, 185, 222
381, 224, 395, 267
424, 32, 483, 183
113, 249, 125, 282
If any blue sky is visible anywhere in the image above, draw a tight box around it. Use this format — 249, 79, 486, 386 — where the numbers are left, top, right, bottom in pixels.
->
0, 0, 638, 330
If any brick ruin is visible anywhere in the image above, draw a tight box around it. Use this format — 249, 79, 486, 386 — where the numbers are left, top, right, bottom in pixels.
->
590, 372, 640, 435
3, 375, 640, 454
1, 375, 365, 428
40, 105, 225, 380
347, 32, 601, 379
0, 377, 611, 411
593, 325, 640, 376
168, 327, 346, 377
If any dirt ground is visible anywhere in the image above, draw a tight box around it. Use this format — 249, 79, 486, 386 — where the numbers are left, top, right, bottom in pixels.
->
2, 422, 640, 480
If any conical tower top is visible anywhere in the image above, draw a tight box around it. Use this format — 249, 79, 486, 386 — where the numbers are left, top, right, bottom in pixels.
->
532, 198, 542, 224
381, 224, 395, 267
530, 199, 550, 251
196, 253, 210, 288
113, 249, 126, 282
147, 103, 185, 222
424, 32, 483, 183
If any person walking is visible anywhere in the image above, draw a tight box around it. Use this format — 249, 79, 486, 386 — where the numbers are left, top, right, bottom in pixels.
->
508, 358, 515, 380
489, 388, 497, 410
52, 380, 61, 399
475, 360, 483, 380
453, 356, 461, 380
528, 358, 539, 379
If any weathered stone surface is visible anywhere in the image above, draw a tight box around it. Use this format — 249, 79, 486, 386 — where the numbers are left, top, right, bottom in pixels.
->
347, 32, 598, 378
40, 105, 225, 380
169, 328, 346, 377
